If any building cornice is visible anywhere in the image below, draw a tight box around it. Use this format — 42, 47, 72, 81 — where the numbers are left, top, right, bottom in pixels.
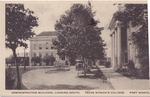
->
29, 36, 57, 41
108, 17, 116, 30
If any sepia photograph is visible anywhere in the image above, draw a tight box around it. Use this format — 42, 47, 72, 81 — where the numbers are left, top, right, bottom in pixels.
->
1, 0, 150, 96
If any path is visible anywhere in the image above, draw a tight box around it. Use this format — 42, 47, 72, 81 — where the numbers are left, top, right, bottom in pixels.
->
99, 66, 150, 90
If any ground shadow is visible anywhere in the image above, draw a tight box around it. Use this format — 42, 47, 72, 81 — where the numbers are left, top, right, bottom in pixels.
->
76, 70, 104, 79
77, 73, 101, 79
31, 84, 97, 90
45, 68, 70, 74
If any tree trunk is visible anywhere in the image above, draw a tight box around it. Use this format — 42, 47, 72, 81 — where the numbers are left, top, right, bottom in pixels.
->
12, 49, 21, 89
83, 57, 87, 77
24, 57, 26, 70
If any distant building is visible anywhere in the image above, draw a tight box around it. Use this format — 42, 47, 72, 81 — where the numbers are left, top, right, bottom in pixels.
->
29, 31, 60, 66
108, 6, 141, 70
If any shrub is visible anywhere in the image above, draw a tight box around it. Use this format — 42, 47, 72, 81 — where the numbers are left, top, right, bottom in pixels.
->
116, 60, 135, 77
128, 60, 135, 70
123, 69, 135, 77
31, 57, 41, 66
105, 61, 111, 68
42, 55, 56, 66
137, 58, 149, 79
6, 68, 15, 89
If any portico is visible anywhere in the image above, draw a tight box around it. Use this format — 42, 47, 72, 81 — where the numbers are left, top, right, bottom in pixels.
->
109, 18, 124, 70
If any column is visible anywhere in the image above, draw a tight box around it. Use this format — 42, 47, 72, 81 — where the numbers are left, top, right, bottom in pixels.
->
113, 33, 115, 68
111, 33, 115, 68
29, 41, 32, 66
114, 29, 118, 68
127, 28, 130, 62
117, 23, 122, 68
111, 34, 113, 67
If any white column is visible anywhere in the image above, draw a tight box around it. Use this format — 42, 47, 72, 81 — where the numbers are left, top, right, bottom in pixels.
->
111, 34, 113, 67
29, 41, 32, 66
113, 33, 115, 68
114, 29, 118, 68
117, 24, 122, 67
127, 28, 130, 62
111, 33, 115, 68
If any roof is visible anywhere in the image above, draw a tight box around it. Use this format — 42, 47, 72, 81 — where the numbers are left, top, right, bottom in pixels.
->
37, 31, 58, 36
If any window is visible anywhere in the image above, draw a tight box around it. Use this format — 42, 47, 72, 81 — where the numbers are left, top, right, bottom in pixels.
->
51, 47, 54, 49
39, 44, 42, 49
46, 52, 48, 56
46, 43, 48, 49
39, 53, 42, 57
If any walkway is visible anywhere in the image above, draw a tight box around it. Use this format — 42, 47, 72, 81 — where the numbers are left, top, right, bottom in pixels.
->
99, 66, 150, 90
22, 66, 114, 90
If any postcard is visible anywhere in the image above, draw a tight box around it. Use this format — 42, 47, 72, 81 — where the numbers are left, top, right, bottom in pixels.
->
1, 0, 149, 96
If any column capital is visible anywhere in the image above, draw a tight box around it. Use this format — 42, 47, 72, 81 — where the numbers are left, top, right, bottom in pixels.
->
116, 21, 122, 28
117, 22, 122, 28
110, 31, 115, 36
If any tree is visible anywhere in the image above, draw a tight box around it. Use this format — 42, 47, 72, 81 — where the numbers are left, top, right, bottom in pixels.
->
113, 4, 148, 78
6, 4, 38, 89
54, 4, 105, 76
31, 56, 41, 66
42, 55, 56, 66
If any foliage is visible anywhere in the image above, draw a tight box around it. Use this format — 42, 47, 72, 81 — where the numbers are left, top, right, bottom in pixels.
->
6, 68, 15, 89
105, 61, 111, 68
113, 4, 148, 79
137, 58, 149, 79
6, 4, 38, 49
6, 4, 38, 88
68, 56, 76, 66
6, 55, 15, 65
42, 55, 56, 66
31, 56, 41, 63
113, 4, 147, 27
128, 60, 135, 70
54, 4, 106, 76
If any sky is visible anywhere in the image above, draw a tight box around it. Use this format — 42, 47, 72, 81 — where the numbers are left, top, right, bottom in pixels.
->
5, 1, 119, 58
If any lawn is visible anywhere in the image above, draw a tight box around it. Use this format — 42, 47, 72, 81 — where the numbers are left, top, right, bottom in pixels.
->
6, 66, 54, 90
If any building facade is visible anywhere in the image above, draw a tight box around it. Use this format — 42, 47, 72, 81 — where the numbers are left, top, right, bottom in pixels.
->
108, 16, 140, 70
29, 31, 60, 66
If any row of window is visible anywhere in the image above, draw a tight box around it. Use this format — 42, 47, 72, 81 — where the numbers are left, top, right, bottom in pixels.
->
34, 43, 54, 50
33, 52, 54, 57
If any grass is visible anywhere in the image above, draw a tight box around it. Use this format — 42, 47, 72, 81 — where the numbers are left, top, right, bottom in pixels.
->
7, 66, 54, 90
